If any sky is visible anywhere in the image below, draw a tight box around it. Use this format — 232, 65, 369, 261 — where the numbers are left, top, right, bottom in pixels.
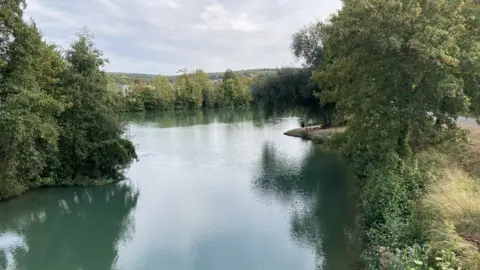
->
25, 0, 342, 75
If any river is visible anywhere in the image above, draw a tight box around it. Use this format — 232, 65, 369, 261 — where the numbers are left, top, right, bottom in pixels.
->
0, 109, 360, 270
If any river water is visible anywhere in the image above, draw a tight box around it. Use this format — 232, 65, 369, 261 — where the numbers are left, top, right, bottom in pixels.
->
0, 109, 359, 270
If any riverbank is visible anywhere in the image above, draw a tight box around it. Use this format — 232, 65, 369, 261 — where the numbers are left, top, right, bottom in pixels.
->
285, 123, 480, 268
283, 126, 346, 140
394, 124, 480, 268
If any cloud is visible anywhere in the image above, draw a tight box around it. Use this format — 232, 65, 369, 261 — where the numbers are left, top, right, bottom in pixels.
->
25, 0, 342, 74
98, 0, 125, 18
196, 3, 262, 32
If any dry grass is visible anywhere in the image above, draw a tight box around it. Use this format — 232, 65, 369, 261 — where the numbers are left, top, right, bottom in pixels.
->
421, 167, 480, 268
423, 169, 480, 237
418, 125, 480, 268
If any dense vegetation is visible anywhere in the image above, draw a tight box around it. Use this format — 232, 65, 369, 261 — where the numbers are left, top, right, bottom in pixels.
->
0, 1, 137, 200
3, 0, 480, 268
120, 69, 252, 111
250, 68, 336, 127
108, 68, 277, 85
250, 23, 337, 127
304, 0, 480, 268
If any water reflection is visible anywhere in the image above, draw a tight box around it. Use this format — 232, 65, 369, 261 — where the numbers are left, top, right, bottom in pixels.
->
254, 143, 361, 270
121, 108, 258, 128
121, 108, 301, 129
0, 182, 138, 270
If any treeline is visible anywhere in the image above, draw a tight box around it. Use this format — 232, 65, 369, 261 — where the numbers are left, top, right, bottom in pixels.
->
108, 68, 277, 85
0, 1, 137, 200
119, 69, 252, 111
301, 0, 480, 269
249, 22, 336, 127
250, 68, 336, 127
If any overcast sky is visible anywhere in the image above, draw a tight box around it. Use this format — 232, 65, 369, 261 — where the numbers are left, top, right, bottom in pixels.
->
25, 0, 342, 75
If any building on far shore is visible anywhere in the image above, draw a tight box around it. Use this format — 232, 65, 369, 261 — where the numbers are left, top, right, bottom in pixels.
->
116, 84, 131, 97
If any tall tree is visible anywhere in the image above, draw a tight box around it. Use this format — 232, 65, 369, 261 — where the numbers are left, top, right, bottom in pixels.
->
53, 30, 137, 184
192, 69, 213, 108
174, 69, 203, 109
315, 0, 480, 162
0, 0, 25, 69
152, 75, 174, 109
222, 69, 236, 81
0, 0, 64, 198
291, 22, 324, 68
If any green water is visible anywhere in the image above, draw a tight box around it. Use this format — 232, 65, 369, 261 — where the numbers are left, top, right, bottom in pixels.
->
0, 109, 359, 270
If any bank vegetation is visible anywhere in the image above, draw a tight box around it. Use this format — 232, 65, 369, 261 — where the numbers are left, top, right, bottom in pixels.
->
295, 0, 480, 269
0, 1, 137, 200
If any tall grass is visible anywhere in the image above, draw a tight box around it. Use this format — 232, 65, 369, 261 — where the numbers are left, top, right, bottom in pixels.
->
368, 126, 480, 269
420, 167, 480, 269
416, 126, 480, 269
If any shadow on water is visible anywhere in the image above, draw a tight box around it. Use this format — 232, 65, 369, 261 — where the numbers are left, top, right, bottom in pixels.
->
0, 182, 138, 270
254, 142, 362, 270
121, 108, 259, 128
121, 107, 302, 129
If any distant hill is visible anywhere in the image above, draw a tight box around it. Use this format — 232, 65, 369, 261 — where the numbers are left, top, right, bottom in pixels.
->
108, 69, 278, 85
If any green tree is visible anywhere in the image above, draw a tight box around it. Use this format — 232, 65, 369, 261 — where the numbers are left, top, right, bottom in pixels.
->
0, 0, 64, 199
291, 22, 324, 68
192, 69, 213, 108
53, 30, 137, 184
315, 0, 480, 163
251, 68, 335, 126
218, 69, 252, 107
234, 76, 252, 106
219, 78, 236, 107
139, 87, 158, 111
222, 69, 236, 81
0, 2, 137, 200
152, 75, 174, 110
174, 69, 203, 109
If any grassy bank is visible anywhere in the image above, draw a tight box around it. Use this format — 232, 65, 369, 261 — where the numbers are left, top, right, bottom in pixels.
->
286, 124, 480, 269
362, 124, 480, 269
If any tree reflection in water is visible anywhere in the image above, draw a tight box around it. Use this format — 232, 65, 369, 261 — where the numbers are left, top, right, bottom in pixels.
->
254, 142, 362, 270
0, 181, 138, 270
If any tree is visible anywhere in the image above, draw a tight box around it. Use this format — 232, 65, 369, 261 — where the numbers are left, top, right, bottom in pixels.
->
219, 78, 236, 107
0, 0, 65, 198
0, 0, 26, 69
251, 68, 335, 126
291, 22, 324, 68
222, 69, 236, 81
315, 0, 480, 161
152, 75, 174, 110
0, 3, 137, 200
233, 76, 251, 106
217, 69, 252, 107
53, 30, 137, 184
173, 69, 203, 109
192, 69, 213, 108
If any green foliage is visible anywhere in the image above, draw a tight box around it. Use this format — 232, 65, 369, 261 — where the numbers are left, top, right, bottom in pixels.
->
313, 0, 480, 268
107, 68, 277, 83
251, 68, 335, 126
361, 154, 428, 245
173, 68, 203, 109
119, 68, 251, 112
51, 31, 137, 185
316, 0, 480, 164
217, 71, 251, 107
369, 244, 462, 270
0, 5, 64, 198
0, 1, 136, 200
291, 22, 324, 68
